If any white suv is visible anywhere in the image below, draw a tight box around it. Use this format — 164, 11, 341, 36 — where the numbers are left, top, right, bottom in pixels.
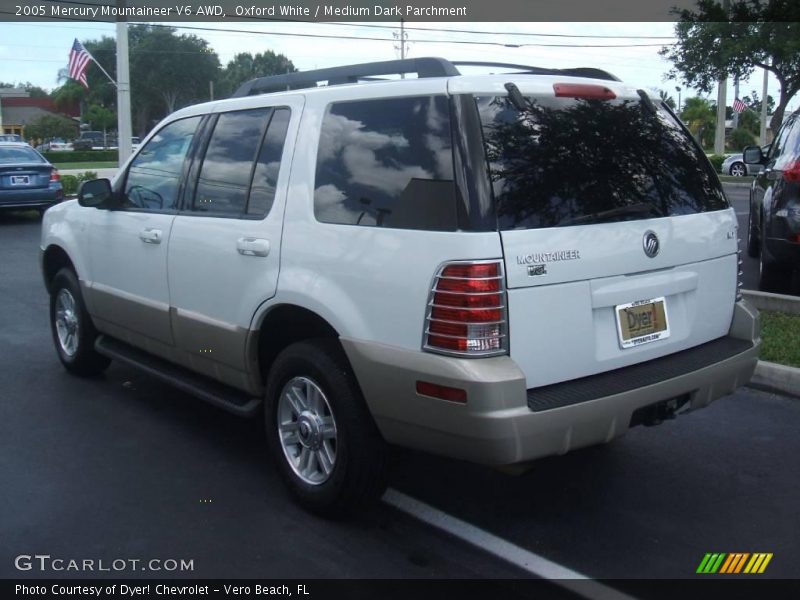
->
41, 58, 760, 515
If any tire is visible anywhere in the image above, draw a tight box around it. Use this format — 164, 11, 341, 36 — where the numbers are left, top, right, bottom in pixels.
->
264, 339, 387, 517
729, 162, 747, 177
746, 204, 760, 258
49, 268, 111, 376
758, 224, 789, 293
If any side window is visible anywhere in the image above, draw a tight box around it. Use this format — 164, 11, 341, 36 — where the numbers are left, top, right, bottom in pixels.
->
783, 117, 800, 155
313, 95, 457, 231
248, 108, 291, 217
768, 117, 794, 161
123, 116, 201, 211
193, 108, 270, 215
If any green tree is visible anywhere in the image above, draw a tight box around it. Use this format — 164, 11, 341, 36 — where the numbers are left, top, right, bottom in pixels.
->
729, 127, 756, 151
742, 90, 775, 114
51, 80, 86, 113
23, 114, 78, 142
738, 107, 760, 136
680, 96, 717, 148
660, 0, 800, 134
218, 51, 296, 98
84, 104, 116, 132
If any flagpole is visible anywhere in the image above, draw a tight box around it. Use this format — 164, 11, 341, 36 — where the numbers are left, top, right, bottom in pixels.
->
89, 56, 117, 88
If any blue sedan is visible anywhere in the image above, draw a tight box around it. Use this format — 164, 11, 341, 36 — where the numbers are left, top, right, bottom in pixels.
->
0, 142, 63, 214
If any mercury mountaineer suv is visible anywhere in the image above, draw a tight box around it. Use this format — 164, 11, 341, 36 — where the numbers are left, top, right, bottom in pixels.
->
41, 58, 760, 515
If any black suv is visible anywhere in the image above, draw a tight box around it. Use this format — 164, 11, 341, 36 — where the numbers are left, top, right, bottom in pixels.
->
745, 109, 800, 293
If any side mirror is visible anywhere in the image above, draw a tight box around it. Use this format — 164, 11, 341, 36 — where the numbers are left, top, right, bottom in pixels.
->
78, 178, 113, 208
743, 146, 764, 165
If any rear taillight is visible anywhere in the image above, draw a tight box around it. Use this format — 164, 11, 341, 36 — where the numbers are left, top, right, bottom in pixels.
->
783, 160, 800, 183
424, 261, 507, 356
50, 169, 60, 182
553, 83, 616, 100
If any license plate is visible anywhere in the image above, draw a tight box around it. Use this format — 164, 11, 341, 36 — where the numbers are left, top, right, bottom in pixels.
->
10, 175, 29, 185
615, 297, 670, 349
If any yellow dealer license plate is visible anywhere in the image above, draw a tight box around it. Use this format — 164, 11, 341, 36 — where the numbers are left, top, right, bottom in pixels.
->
615, 297, 670, 349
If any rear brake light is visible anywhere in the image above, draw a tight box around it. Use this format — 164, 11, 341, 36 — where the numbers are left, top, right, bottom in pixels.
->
783, 160, 800, 183
50, 169, 60, 182
553, 83, 616, 100
424, 261, 507, 357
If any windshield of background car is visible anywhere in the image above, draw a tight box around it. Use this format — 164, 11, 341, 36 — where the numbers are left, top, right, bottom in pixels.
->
0, 146, 45, 164
476, 94, 728, 230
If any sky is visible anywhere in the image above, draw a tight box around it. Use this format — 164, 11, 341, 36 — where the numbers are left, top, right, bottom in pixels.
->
0, 20, 796, 115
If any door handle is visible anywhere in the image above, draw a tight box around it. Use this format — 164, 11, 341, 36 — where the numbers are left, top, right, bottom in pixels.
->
139, 228, 162, 244
237, 237, 270, 257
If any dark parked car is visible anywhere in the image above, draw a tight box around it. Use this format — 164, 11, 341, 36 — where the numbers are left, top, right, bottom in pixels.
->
745, 109, 800, 292
0, 142, 63, 214
73, 130, 112, 151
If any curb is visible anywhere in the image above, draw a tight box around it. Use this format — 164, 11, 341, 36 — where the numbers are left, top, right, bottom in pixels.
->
750, 360, 800, 399
741, 289, 800, 315
720, 180, 752, 188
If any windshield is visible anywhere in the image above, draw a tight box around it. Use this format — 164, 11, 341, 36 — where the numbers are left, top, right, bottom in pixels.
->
477, 95, 728, 230
0, 146, 45, 164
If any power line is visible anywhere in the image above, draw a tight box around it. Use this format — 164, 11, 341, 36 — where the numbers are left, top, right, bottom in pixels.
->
0, 14, 675, 48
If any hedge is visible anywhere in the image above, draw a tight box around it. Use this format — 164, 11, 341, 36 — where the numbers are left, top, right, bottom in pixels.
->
708, 154, 726, 174
41, 150, 118, 163
60, 171, 98, 196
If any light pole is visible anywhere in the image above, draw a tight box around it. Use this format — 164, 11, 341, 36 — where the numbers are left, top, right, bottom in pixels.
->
675, 86, 682, 113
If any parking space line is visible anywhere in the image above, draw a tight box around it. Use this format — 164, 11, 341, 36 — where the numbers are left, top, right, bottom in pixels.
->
383, 489, 638, 600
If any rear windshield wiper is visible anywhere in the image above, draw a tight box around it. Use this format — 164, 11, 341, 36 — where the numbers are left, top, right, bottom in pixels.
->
559, 202, 664, 227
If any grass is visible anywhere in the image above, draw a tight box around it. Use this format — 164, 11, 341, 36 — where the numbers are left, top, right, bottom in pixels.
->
759, 311, 800, 368
52, 161, 118, 171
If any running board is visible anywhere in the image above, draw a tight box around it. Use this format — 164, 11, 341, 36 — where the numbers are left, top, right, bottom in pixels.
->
95, 336, 262, 417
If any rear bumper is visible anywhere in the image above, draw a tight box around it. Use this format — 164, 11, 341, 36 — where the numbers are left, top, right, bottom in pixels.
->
0, 186, 62, 210
342, 300, 760, 465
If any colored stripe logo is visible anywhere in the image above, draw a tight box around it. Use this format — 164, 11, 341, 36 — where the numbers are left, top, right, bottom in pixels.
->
697, 553, 773, 574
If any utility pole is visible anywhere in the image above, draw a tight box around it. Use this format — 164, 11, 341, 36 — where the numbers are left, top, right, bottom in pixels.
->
116, 0, 132, 165
760, 63, 769, 145
714, 0, 730, 155
394, 19, 409, 78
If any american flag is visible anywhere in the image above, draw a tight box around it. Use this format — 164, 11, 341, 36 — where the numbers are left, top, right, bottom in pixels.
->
732, 98, 747, 113
67, 39, 92, 89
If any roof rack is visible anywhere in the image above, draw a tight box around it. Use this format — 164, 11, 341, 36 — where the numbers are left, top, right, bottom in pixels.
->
232, 57, 619, 98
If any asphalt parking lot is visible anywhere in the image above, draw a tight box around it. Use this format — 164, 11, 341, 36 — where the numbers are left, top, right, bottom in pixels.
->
1, 197, 798, 587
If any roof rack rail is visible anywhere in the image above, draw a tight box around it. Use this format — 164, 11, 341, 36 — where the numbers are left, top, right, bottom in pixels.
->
232, 57, 620, 98
232, 57, 460, 97
451, 61, 620, 82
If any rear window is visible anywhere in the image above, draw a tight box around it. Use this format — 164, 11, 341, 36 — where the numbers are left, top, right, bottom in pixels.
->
477, 95, 728, 230
0, 146, 44, 164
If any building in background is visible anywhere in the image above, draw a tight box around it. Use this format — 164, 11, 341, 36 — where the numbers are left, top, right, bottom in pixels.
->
0, 88, 79, 139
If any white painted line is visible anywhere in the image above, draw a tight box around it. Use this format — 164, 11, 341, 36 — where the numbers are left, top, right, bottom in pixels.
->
383, 488, 638, 600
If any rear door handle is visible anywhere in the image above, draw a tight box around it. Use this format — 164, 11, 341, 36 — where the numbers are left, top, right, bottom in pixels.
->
139, 228, 162, 244
237, 237, 270, 257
